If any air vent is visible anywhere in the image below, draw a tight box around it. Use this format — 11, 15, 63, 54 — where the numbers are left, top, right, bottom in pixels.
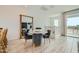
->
40, 5, 54, 11
41, 6, 48, 11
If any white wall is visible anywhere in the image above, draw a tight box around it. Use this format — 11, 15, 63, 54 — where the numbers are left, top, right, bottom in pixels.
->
0, 6, 27, 40
27, 10, 50, 33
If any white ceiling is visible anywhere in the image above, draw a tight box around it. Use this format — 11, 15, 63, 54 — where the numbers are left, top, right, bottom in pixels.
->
25, 5, 79, 16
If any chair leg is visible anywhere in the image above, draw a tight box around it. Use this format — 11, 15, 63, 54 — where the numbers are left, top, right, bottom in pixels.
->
44, 38, 45, 44
25, 39, 27, 45
32, 43, 35, 53
49, 38, 50, 44
24, 39, 27, 48
25, 40, 27, 43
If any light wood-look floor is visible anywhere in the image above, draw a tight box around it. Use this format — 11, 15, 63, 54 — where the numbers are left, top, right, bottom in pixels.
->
7, 36, 79, 53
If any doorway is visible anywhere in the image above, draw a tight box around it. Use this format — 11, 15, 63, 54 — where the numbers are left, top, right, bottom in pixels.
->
54, 19, 59, 37
50, 17, 60, 37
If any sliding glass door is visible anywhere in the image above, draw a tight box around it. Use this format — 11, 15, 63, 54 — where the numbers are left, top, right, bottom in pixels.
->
67, 16, 79, 37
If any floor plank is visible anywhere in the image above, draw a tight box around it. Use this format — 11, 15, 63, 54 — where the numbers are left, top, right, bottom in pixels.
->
7, 36, 79, 53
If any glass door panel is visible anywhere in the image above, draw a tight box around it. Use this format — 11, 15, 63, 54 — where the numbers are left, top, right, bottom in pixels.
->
54, 19, 59, 36
50, 18, 60, 37
67, 17, 79, 37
